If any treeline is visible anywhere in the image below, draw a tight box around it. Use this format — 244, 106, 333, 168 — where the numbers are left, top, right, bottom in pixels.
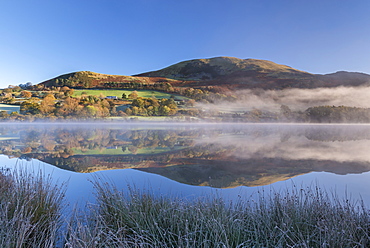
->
202, 105, 370, 123
125, 97, 178, 116
279, 105, 370, 123
101, 81, 236, 103
102, 82, 237, 103
39, 76, 238, 104
0, 85, 185, 120
18, 95, 113, 119
103, 81, 174, 91
0, 128, 198, 160
45, 74, 171, 89
3, 82, 370, 122
305, 106, 370, 123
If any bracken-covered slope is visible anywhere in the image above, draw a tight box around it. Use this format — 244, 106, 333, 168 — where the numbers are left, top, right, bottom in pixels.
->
40, 57, 370, 90
40, 71, 182, 89
136, 56, 370, 89
136, 57, 311, 80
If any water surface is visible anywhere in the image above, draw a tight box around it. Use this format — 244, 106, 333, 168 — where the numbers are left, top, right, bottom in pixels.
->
1, 123, 370, 206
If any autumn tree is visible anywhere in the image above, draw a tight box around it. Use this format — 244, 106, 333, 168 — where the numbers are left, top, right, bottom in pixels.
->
97, 99, 111, 117
128, 91, 138, 99
20, 91, 32, 98
60, 86, 70, 93
11, 86, 22, 92
160, 98, 177, 115
125, 108, 133, 115
65, 89, 75, 97
40, 94, 56, 115
55, 97, 79, 116
80, 95, 99, 105
85, 105, 97, 117
125, 97, 177, 116
185, 99, 196, 107
20, 100, 40, 115
2, 88, 12, 93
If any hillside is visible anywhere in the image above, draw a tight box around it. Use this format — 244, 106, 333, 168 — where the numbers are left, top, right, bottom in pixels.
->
40, 71, 182, 89
38, 155, 370, 188
136, 57, 311, 80
136, 159, 370, 188
39, 57, 370, 90
136, 56, 370, 89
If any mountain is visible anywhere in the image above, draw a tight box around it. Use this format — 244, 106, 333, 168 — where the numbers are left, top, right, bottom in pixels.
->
136, 56, 370, 89
39, 57, 370, 90
136, 57, 311, 80
136, 159, 370, 188
38, 153, 370, 188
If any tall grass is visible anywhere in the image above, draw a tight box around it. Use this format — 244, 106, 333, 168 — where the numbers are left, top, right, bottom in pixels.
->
66, 182, 370, 248
1, 170, 369, 247
0, 170, 65, 248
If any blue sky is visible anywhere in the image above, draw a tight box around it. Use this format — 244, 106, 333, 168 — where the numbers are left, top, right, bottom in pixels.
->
1, 0, 370, 88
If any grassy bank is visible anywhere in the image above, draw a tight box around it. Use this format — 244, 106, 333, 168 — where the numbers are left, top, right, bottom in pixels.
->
0, 170, 65, 248
67, 182, 370, 248
1, 171, 370, 247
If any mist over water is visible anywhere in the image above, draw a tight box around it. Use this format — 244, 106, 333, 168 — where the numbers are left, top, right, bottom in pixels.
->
197, 133, 370, 163
197, 86, 370, 112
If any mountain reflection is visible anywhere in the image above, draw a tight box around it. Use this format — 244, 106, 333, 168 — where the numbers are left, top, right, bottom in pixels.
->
1, 124, 370, 188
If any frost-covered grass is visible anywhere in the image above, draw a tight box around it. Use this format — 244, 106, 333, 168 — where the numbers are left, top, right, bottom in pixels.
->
66, 182, 370, 248
0, 170, 65, 248
1, 171, 370, 247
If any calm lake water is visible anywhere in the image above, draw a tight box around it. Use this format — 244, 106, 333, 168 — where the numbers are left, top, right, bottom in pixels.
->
1, 122, 370, 206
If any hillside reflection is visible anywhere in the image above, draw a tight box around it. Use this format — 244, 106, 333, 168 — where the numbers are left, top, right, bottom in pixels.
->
1, 123, 370, 188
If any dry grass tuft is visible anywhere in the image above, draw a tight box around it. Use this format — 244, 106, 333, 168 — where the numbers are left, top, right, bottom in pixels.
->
66, 181, 370, 248
0, 170, 65, 248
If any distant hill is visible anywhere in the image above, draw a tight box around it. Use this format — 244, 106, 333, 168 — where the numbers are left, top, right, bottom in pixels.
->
136, 56, 370, 89
39, 57, 370, 90
136, 57, 311, 80
40, 71, 181, 89
136, 158, 370, 188
38, 154, 370, 188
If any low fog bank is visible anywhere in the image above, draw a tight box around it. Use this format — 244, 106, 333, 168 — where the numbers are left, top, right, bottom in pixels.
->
194, 130, 370, 164
197, 86, 370, 112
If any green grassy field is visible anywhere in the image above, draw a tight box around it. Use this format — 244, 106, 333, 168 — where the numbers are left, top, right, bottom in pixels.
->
0, 104, 20, 113
73, 89, 187, 100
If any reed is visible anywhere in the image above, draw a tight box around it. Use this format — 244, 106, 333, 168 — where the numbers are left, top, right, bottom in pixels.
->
66, 181, 370, 248
0, 170, 65, 248
2, 170, 369, 247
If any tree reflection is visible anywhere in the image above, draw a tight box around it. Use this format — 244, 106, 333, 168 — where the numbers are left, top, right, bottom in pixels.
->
0, 124, 370, 188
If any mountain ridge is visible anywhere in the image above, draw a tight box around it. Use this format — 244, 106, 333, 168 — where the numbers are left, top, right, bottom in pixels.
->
39, 56, 370, 90
135, 56, 312, 80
